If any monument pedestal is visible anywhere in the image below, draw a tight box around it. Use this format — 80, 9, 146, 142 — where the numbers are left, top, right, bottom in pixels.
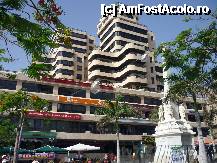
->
153, 120, 195, 163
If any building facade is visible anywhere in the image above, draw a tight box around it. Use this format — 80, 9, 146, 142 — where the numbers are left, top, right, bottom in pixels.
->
0, 71, 208, 158
88, 14, 163, 91
48, 28, 95, 81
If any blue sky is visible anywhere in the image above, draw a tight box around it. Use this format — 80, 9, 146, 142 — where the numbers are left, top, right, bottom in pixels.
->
3, 0, 216, 71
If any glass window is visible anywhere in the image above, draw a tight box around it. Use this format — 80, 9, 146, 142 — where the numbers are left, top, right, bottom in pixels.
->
77, 65, 82, 71
73, 47, 86, 53
116, 22, 147, 35
56, 60, 73, 66
155, 66, 163, 73
56, 121, 71, 132
72, 32, 87, 39
89, 39, 94, 44
57, 51, 73, 58
77, 57, 82, 63
22, 82, 53, 94
55, 69, 74, 75
76, 74, 82, 80
90, 92, 115, 100
34, 119, 43, 130
57, 103, 86, 114
58, 87, 86, 97
72, 39, 87, 46
0, 79, 17, 90
144, 98, 161, 105
124, 95, 141, 103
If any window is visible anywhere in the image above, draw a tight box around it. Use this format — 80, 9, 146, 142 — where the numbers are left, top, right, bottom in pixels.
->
56, 69, 74, 75
0, 79, 17, 90
155, 66, 163, 73
124, 95, 141, 103
89, 39, 94, 44
151, 67, 154, 73
144, 98, 161, 105
90, 106, 103, 114
56, 60, 73, 66
72, 32, 87, 39
151, 77, 155, 84
115, 31, 148, 43
58, 87, 86, 97
77, 74, 82, 80
151, 36, 154, 41
77, 57, 82, 63
116, 22, 147, 35
77, 65, 82, 71
89, 46, 93, 51
150, 57, 153, 63
73, 47, 86, 53
57, 103, 86, 114
57, 51, 73, 58
72, 39, 87, 46
22, 82, 53, 94
90, 91, 115, 100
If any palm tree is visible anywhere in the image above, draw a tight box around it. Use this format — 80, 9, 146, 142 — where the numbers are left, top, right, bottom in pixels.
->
95, 95, 140, 163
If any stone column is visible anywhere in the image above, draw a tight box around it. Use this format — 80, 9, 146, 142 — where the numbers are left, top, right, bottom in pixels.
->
53, 85, 58, 95
52, 102, 58, 112
16, 80, 22, 90
86, 89, 90, 98
86, 106, 90, 114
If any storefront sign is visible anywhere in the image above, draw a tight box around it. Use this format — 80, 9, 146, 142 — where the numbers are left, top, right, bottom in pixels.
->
27, 111, 81, 120
22, 131, 56, 139
18, 153, 55, 160
58, 96, 104, 107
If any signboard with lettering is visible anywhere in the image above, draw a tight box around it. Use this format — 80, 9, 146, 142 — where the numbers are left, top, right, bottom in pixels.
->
171, 146, 185, 162
18, 153, 55, 160
27, 111, 81, 120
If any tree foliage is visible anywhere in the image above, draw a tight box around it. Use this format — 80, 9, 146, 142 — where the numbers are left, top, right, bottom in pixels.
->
148, 107, 159, 123
0, 90, 49, 114
0, 0, 71, 79
155, 16, 217, 103
0, 118, 16, 147
96, 95, 140, 129
0, 90, 49, 161
155, 12, 217, 163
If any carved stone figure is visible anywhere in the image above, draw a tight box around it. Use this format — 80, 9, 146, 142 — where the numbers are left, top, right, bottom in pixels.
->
179, 103, 186, 121
158, 105, 164, 122
164, 103, 174, 121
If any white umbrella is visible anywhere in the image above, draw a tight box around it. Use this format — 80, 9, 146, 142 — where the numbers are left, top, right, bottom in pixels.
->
65, 143, 100, 151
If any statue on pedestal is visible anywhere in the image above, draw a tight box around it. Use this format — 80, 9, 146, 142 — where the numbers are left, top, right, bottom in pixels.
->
164, 103, 175, 121
179, 103, 187, 121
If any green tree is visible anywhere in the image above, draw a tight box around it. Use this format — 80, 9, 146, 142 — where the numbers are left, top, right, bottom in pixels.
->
0, 118, 16, 147
0, 90, 49, 163
155, 15, 217, 163
148, 107, 159, 123
0, 0, 71, 79
96, 95, 140, 163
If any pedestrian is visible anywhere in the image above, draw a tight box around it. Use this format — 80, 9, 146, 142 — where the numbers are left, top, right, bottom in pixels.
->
207, 145, 214, 162
1, 155, 8, 163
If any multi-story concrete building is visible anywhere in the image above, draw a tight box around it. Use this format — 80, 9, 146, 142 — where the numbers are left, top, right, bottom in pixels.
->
48, 28, 95, 81
88, 14, 163, 91
0, 71, 208, 160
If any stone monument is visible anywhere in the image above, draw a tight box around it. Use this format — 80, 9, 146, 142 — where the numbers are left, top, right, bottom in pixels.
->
153, 67, 195, 163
